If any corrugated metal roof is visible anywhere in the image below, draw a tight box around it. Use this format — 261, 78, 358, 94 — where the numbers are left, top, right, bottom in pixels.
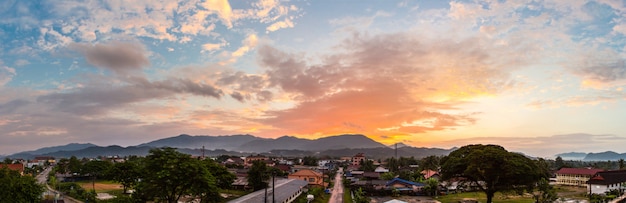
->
228, 178, 308, 203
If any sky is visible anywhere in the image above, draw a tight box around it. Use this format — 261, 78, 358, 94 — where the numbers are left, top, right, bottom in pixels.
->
1, 0, 626, 158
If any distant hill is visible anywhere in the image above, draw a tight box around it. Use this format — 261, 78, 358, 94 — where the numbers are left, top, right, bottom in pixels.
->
7, 143, 98, 159
236, 134, 387, 152
319, 146, 453, 160
139, 134, 263, 150
388, 143, 410, 148
555, 152, 587, 160
553, 151, 626, 161
6, 134, 450, 159
583, 151, 626, 161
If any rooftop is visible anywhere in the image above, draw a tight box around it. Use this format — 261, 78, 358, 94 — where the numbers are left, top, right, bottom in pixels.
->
228, 178, 308, 203
556, 168, 604, 176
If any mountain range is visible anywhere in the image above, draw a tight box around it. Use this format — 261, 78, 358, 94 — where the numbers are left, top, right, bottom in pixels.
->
4, 134, 447, 160
555, 151, 626, 161
7, 134, 626, 161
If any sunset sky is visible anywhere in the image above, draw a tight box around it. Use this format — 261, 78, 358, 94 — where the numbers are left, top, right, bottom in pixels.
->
1, 0, 626, 157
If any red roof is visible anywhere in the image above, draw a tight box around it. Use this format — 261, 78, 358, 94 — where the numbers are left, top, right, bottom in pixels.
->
1, 163, 24, 173
421, 170, 439, 179
556, 168, 604, 176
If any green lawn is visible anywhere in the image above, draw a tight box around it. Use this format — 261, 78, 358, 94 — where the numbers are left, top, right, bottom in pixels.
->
435, 192, 535, 203
343, 187, 353, 203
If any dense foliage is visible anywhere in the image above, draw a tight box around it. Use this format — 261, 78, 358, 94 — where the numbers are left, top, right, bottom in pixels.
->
247, 160, 270, 190
440, 144, 546, 203
0, 167, 45, 202
50, 147, 235, 203
134, 147, 220, 203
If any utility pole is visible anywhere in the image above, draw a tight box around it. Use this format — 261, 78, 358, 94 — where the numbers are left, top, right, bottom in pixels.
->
272, 171, 276, 203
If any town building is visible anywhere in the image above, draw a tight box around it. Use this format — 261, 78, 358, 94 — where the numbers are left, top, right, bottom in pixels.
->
587, 170, 626, 194
244, 155, 269, 167
1, 163, 25, 175
352, 153, 366, 166
288, 169, 325, 187
556, 168, 604, 187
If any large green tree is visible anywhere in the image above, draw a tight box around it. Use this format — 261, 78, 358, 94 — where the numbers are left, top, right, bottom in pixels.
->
302, 156, 318, 166
359, 159, 376, 172
440, 144, 544, 203
82, 160, 112, 191
109, 161, 140, 194
136, 147, 218, 203
0, 167, 45, 202
202, 159, 235, 189
247, 160, 270, 190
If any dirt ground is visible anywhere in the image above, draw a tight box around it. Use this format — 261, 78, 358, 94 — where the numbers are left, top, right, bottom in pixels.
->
78, 182, 123, 192
370, 196, 441, 203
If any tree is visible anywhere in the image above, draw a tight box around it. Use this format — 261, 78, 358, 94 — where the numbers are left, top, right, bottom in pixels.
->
619, 159, 625, 170
247, 160, 270, 190
380, 172, 396, 180
555, 156, 564, 169
136, 147, 218, 203
386, 157, 399, 172
82, 160, 112, 191
202, 159, 235, 189
352, 187, 370, 203
302, 156, 318, 166
109, 161, 140, 193
533, 178, 557, 203
68, 156, 82, 175
359, 159, 375, 172
3, 157, 12, 164
0, 167, 45, 202
420, 155, 441, 171
423, 178, 439, 197
440, 144, 544, 203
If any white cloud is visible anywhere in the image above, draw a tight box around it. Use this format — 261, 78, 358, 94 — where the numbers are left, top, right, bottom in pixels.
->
266, 18, 294, 32
0, 62, 16, 86
232, 34, 258, 57
202, 43, 224, 51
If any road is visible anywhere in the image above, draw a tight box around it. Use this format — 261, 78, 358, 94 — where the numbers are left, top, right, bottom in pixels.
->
329, 167, 344, 203
37, 167, 83, 203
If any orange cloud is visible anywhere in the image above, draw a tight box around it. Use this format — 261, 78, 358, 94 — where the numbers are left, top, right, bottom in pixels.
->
254, 32, 512, 139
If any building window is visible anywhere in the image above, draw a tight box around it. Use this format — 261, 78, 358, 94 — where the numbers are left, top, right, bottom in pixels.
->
309, 178, 315, 182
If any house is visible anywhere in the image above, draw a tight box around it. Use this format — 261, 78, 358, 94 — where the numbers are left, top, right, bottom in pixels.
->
1, 163, 25, 175
587, 170, 626, 194
244, 155, 269, 167
223, 157, 245, 166
374, 166, 389, 173
34, 156, 55, 165
291, 165, 316, 173
421, 170, 440, 180
288, 169, 325, 187
274, 164, 292, 174
556, 168, 604, 187
386, 178, 425, 194
363, 172, 381, 180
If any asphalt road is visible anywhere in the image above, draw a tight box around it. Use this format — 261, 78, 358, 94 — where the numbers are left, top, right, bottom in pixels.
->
329, 167, 344, 203
37, 167, 83, 203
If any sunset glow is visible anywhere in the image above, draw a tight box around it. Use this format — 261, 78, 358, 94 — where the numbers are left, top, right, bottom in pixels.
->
1, 0, 626, 157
